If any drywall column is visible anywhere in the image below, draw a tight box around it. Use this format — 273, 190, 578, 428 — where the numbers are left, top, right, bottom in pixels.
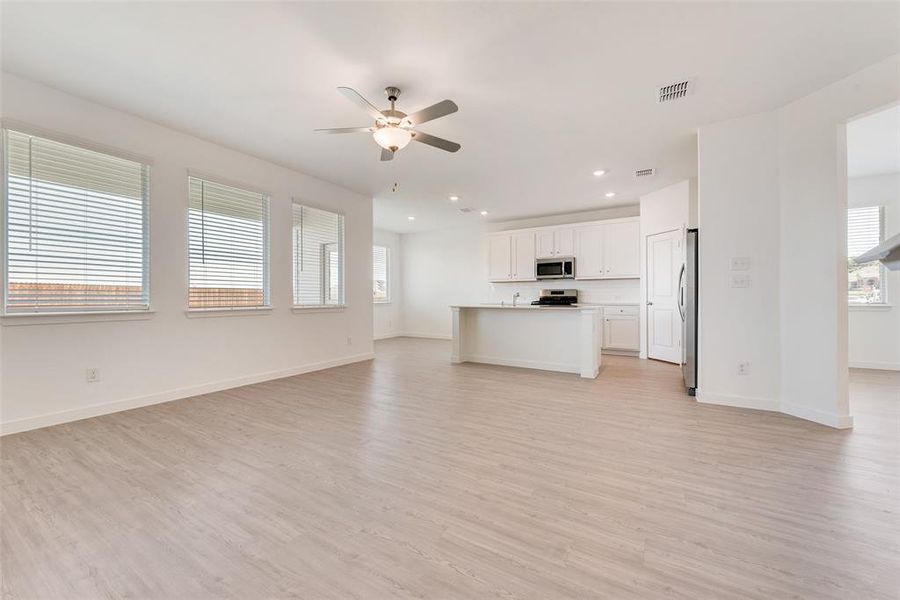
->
696, 112, 782, 412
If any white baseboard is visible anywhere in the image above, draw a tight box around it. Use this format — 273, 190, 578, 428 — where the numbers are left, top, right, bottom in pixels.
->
695, 390, 780, 412
696, 390, 854, 429
848, 361, 900, 371
398, 332, 453, 340
781, 402, 853, 429
374, 333, 403, 340
0, 352, 375, 436
458, 354, 579, 375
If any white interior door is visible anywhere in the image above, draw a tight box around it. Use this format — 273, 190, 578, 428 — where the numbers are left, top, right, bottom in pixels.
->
646, 229, 683, 363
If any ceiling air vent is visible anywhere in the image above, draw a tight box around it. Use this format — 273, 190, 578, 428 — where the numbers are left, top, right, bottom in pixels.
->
658, 79, 693, 103
458, 207, 473, 214
634, 168, 656, 178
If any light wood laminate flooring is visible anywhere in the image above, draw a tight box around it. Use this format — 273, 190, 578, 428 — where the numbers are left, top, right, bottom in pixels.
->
2, 338, 898, 599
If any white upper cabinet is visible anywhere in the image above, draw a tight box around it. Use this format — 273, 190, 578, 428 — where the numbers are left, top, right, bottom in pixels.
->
535, 227, 575, 258
575, 226, 605, 278
602, 220, 640, 278
487, 217, 638, 282
512, 232, 536, 281
488, 235, 512, 281
575, 218, 640, 280
556, 227, 575, 257
488, 233, 536, 282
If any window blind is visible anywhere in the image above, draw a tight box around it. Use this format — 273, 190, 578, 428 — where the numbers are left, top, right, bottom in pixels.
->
188, 176, 269, 309
847, 206, 884, 305
373, 245, 389, 302
292, 203, 344, 306
3, 129, 149, 313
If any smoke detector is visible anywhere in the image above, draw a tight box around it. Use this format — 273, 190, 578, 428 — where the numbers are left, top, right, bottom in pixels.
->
657, 79, 693, 103
634, 168, 656, 178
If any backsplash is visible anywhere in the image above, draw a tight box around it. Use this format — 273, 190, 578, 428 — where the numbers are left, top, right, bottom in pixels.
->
486, 278, 640, 304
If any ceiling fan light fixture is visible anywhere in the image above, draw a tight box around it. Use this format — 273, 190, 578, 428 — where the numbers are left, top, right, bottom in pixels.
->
373, 126, 412, 152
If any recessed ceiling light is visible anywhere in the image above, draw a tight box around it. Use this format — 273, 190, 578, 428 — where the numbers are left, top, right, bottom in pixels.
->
407, 216, 415, 221
480, 210, 489, 216
605, 192, 616, 198
593, 170, 606, 177
449, 195, 459, 202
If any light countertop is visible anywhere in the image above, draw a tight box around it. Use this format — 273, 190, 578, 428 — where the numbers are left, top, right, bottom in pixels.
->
451, 304, 601, 311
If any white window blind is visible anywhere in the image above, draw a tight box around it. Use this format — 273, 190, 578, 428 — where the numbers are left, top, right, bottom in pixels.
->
188, 176, 269, 309
292, 203, 344, 307
373, 245, 389, 302
3, 129, 149, 313
847, 206, 885, 305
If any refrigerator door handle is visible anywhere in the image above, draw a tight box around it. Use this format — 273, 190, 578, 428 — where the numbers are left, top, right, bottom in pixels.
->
677, 263, 686, 321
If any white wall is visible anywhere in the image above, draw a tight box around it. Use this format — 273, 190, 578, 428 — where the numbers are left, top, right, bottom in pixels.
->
696, 54, 900, 428
848, 172, 900, 370
401, 206, 641, 339
373, 228, 403, 339
0, 73, 374, 434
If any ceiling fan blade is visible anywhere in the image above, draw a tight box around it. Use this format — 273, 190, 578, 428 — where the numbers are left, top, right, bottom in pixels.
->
314, 127, 373, 134
411, 131, 461, 153
337, 87, 385, 122
404, 99, 458, 126
380, 148, 394, 161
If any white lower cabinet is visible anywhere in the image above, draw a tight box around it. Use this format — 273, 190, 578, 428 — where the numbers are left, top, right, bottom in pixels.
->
601, 306, 640, 351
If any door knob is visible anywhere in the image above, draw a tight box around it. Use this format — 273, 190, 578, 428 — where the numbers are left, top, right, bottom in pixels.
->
647, 301, 654, 305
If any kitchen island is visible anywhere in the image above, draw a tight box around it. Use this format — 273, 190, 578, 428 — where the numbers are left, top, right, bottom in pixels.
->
450, 304, 601, 378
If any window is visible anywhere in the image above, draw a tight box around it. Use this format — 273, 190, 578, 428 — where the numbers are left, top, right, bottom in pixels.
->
373, 245, 390, 303
188, 176, 269, 309
3, 129, 149, 314
848, 206, 886, 305
292, 203, 344, 307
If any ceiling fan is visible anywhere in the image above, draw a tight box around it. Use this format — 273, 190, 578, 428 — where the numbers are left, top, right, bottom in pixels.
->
315, 86, 460, 161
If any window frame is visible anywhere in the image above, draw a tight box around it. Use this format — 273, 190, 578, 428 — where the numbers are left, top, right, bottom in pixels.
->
847, 205, 888, 307
186, 172, 271, 313
291, 200, 346, 310
1, 124, 152, 318
373, 244, 391, 304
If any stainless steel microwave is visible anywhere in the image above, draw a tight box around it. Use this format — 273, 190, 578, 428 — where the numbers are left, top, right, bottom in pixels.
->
536, 257, 575, 279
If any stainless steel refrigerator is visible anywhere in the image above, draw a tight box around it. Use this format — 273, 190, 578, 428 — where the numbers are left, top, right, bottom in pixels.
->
680, 229, 698, 395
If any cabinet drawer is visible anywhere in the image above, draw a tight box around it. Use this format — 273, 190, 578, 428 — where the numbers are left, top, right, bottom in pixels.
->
602, 306, 639, 316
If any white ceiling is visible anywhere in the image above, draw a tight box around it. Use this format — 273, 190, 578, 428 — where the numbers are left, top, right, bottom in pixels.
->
847, 104, 900, 178
2, 2, 899, 233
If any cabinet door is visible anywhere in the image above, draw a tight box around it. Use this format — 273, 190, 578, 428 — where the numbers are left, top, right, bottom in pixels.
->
602, 220, 640, 278
555, 227, 575, 257
488, 235, 512, 281
603, 314, 640, 350
512, 232, 536, 280
575, 226, 605, 279
535, 230, 556, 258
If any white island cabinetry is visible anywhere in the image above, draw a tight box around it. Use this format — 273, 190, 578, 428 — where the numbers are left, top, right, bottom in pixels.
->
451, 305, 601, 378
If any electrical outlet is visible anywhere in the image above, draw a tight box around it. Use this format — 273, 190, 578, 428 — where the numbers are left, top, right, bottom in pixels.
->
86, 368, 100, 383
347, 336, 352, 346
737, 362, 750, 376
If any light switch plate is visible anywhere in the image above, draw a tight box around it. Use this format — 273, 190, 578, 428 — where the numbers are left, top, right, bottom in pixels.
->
730, 273, 751, 288
731, 257, 751, 271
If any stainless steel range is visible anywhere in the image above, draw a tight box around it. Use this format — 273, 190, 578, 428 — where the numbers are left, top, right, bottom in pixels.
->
531, 289, 578, 306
